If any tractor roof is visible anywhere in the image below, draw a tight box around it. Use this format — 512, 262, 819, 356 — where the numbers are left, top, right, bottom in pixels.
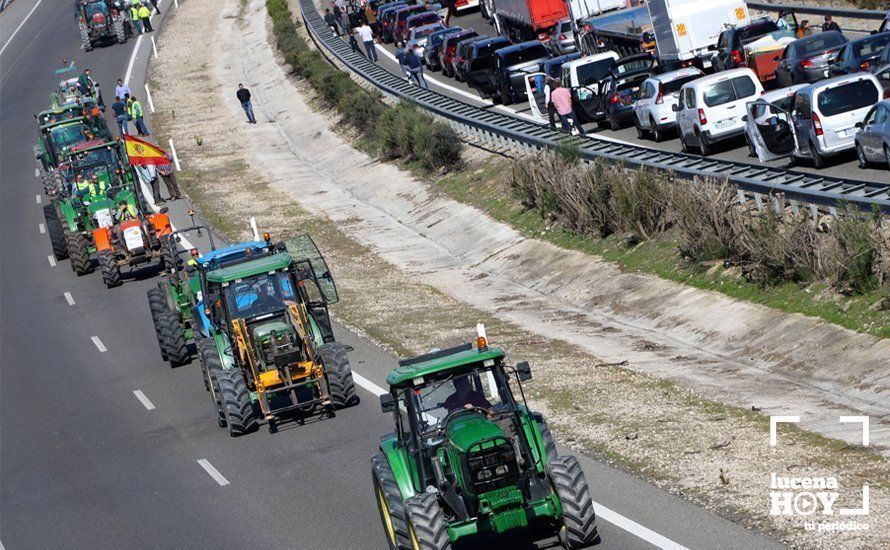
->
199, 240, 267, 268
387, 343, 506, 388
205, 252, 292, 283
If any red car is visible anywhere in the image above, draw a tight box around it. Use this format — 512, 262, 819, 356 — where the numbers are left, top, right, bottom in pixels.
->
439, 29, 479, 78
401, 11, 442, 44
392, 5, 426, 44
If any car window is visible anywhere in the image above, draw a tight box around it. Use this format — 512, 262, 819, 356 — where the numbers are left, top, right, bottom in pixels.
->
560, 22, 572, 33
855, 34, 890, 58
717, 31, 729, 50
738, 21, 779, 46
836, 45, 848, 62
794, 92, 811, 117
501, 45, 549, 66
798, 33, 847, 56
702, 79, 736, 107
785, 45, 795, 59
663, 74, 701, 94
732, 75, 757, 99
816, 79, 879, 117
684, 88, 696, 109
871, 105, 887, 124
576, 58, 615, 86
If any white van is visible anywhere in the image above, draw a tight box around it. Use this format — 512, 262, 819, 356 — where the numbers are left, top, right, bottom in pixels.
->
673, 68, 763, 155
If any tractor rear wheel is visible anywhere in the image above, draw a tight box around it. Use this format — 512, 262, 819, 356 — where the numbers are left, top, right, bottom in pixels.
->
99, 251, 121, 288
405, 493, 451, 550
217, 369, 258, 436
66, 231, 93, 275
197, 339, 216, 392
43, 205, 69, 260
319, 342, 359, 408
535, 415, 558, 460
203, 348, 227, 427
160, 235, 179, 272
160, 311, 190, 366
147, 287, 169, 361
550, 455, 601, 549
114, 18, 126, 44
80, 24, 92, 51
371, 453, 410, 550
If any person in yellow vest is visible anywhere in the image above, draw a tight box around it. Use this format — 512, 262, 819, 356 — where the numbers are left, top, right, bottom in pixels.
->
116, 200, 138, 221
130, 95, 149, 136
86, 173, 107, 199
71, 173, 90, 197
137, 2, 153, 33
129, 2, 143, 34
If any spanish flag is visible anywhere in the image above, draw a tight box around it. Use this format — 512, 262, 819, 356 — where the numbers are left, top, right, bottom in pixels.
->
124, 135, 170, 166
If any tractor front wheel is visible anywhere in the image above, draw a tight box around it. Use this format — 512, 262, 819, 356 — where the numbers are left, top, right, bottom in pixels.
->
99, 251, 121, 288
535, 414, 558, 460
216, 369, 258, 437
203, 348, 227, 427
66, 231, 93, 275
147, 287, 169, 361
80, 24, 93, 51
371, 453, 410, 550
319, 342, 359, 408
114, 18, 126, 44
550, 455, 601, 549
160, 311, 190, 366
405, 493, 451, 550
160, 235, 180, 272
44, 205, 69, 260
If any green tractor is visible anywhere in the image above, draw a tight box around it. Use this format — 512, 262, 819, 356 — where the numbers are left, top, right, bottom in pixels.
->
372, 329, 600, 549
195, 233, 359, 436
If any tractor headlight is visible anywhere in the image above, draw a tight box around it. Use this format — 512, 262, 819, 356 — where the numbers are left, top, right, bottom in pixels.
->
476, 469, 493, 481
494, 464, 508, 476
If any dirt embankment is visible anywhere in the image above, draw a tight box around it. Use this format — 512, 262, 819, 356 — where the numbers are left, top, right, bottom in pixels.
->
147, 0, 889, 546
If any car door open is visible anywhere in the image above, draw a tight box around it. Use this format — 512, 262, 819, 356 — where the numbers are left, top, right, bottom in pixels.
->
522, 72, 546, 120
745, 99, 798, 162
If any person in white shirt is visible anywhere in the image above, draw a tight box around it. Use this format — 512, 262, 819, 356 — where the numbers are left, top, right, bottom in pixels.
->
356, 23, 377, 62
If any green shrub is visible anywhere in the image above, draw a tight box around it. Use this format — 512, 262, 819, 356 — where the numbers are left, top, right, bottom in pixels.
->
412, 121, 462, 171
831, 212, 880, 294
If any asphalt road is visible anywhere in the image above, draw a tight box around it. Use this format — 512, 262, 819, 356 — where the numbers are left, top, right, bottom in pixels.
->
373, 8, 888, 184
1, 2, 784, 549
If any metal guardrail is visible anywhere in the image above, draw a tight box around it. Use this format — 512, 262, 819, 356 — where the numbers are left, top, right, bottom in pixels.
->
299, 0, 890, 214
0, 0, 16, 12
747, 2, 887, 21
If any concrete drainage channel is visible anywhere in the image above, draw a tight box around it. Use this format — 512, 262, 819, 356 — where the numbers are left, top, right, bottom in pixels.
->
299, 0, 890, 215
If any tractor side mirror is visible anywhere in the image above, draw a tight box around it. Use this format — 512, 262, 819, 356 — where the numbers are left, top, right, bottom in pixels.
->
159, 206, 169, 214
516, 361, 532, 381
380, 393, 395, 414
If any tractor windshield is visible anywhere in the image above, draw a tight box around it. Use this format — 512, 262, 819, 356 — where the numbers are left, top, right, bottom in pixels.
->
48, 124, 88, 154
222, 271, 297, 318
413, 369, 511, 438
84, 2, 107, 18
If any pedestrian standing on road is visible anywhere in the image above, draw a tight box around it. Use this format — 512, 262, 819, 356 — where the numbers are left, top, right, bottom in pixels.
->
115, 79, 131, 102
821, 15, 841, 33
405, 48, 428, 89
364, 3, 379, 41
545, 77, 557, 130
130, 2, 143, 34
324, 9, 341, 36
357, 21, 377, 62
395, 41, 410, 79
147, 163, 164, 204
444, 0, 456, 26
236, 83, 257, 123
130, 95, 149, 136
138, 2, 153, 33
112, 96, 129, 136
158, 162, 182, 200
551, 80, 585, 136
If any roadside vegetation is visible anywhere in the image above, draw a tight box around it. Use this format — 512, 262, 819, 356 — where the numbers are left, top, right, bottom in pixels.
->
267, 0, 461, 171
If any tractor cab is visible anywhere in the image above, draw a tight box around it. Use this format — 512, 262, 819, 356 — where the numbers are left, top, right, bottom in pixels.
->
38, 117, 111, 173
373, 328, 600, 549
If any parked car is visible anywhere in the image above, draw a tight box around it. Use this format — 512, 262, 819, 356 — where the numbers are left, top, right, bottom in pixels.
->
547, 18, 576, 55
423, 26, 462, 69
388, 5, 425, 44
829, 32, 890, 77
854, 99, 890, 168
742, 83, 806, 156
456, 36, 509, 83
466, 40, 551, 104
400, 11, 441, 44
633, 67, 704, 141
542, 52, 582, 80
746, 72, 885, 167
560, 52, 619, 122
594, 52, 654, 130
379, 3, 410, 43
406, 22, 446, 59
452, 35, 489, 82
774, 31, 849, 87
520, 52, 583, 121
874, 60, 890, 91
713, 18, 784, 72
674, 68, 764, 156
440, 29, 479, 77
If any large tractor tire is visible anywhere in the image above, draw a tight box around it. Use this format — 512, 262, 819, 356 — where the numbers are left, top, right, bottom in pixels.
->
196, 338, 217, 392
203, 348, 227, 427
319, 342, 359, 408
147, 287, 169, 361
160, 234, 180, 273
66, 231, 94, 275
160, 311, 190, 366
405, 492, 451, 550
99, 251, 121, 288
80, 24, 93, 51
371, 453, 410, 550
114, 18, 127, 44
550, 455, 601, 549
43, 204, 69, 260
216, 369, 258, 436
535, 415, 558, 460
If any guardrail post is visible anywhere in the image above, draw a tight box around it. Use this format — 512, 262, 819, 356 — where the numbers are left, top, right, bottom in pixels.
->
754, 193, 764, 212
790, 200, 799, 216
809, 204, 819, 219
737, 190, 747, 206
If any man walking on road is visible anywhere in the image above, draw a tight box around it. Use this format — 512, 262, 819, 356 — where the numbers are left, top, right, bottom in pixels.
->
324, 9, 341, 36
114, 79, 131, 102
137, 2, 153, 33
357, 22, 377, 62
112, 96, 129, 136
405, 48, 428, 89
550, 80, 585, 136
236, 84, 257, 123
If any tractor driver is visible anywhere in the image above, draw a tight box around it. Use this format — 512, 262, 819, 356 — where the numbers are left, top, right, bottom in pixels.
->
246, 280, 282, 315
71, 173, 90, 197
115, 199, 138, 221
443, 376, 492, 414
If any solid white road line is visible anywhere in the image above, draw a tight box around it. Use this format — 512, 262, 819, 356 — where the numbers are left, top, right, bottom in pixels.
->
39, 223, 46, 234
133, 389, 156, 410
36, 194, 41, 204
35, 168, 40, 177
123, 35, 144, 86
350, 369, 686, 549
0, 0, 45, 57
47, 255, 56, 267
64, 291, 75, 306
91, 336, 107, 353
197, 459, 230, 486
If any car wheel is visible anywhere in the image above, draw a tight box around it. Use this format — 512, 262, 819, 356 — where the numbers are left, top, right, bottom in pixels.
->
635, 117, 646, 139
697, 131, 711, 156
500, 85, 513, 106
856, 143, 868, 168
609, 114, 621, 131
809, 141, 826, 169
651, 117, 663, 142
885, 145, 890, 170
680, 131, 691, 153
746, 134, 757, 158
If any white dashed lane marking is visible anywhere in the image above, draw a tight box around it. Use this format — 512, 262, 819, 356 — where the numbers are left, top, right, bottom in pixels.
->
91, 336, 107, 353
47, 255, 56, 267
133, 390, 156, 411
64, 292, 75, 306
39, 223, 45, 234
197, 459, 230, 486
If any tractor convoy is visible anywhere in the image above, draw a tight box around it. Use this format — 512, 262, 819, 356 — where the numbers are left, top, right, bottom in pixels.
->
33, 64, 601, 548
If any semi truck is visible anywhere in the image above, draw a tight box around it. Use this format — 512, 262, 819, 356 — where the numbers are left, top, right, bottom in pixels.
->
491, 0, 568, 41
579, 0, 751, 69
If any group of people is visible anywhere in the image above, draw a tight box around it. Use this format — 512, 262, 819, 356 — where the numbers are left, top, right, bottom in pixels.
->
109, 78, 149, 137
534, 76, 585, 136
127, 0, 158, 34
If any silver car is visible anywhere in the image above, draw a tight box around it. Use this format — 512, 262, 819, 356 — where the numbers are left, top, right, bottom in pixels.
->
406, 22, 446, 59
854, 99, 890, 168
632, 68, 703, 142
547, 19, 576, 56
